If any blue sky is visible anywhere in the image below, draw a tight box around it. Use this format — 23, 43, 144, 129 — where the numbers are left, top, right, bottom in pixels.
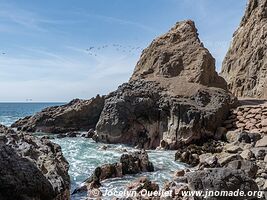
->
0, 0, 247, 102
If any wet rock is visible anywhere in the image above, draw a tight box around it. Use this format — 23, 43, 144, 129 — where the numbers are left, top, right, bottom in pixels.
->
127, 177, 159, 193
74, 151, 154, 195
121, 150, 154, 174
175, 141, 223, 166
66, 131, 78, 137
174, 169, 186, 177
81, 129, 95, 138
57, 133, 67, 138
99, 145, 108, 150
12, 95, 105, 133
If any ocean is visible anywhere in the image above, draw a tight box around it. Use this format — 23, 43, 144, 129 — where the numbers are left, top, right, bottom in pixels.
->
0, 102, 185, 200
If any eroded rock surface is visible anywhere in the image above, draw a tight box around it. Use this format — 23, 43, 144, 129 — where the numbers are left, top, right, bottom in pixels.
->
12, 95, 105, 133
96, 20, 236, 149
221, 0, 267, 98
0, 125, 70, 200
73, 150, 154, 195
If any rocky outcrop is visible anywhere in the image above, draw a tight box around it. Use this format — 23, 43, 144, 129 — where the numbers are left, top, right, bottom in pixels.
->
12, 95, 105, 133
186, 168, 260, 200
96, 20, 236, 149
221, 0, 267, 98
73, 150, 154, 195
0, 125, 70, 200
131, 21, 226, 90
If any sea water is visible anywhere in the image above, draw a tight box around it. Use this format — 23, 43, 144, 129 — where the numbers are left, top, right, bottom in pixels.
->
0, 103, 185, 200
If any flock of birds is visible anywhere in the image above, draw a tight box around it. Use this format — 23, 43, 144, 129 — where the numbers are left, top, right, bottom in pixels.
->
84, 44, 143, 57
0, 44, 143, 57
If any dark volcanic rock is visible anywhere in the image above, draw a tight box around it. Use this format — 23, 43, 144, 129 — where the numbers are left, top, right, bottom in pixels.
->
120, 150, 154, 174
186, 168, 259, 200
73, 150, 153, 195
0, 125, 70, 200
12, 95, 105, 133
0, 145, 55, 200
96, 20, 236, 149
221, 0, 267, 98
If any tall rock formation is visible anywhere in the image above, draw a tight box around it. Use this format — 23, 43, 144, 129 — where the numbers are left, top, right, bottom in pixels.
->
131, 20, 227, 91
96, 20, 236, 149
221, 0, 267, 98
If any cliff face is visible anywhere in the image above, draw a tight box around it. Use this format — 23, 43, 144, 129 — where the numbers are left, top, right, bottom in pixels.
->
221, 0, 267, 98
96, 20, 236, 149
131, 20, 227, 95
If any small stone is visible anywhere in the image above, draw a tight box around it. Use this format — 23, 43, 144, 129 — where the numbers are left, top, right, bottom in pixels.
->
226, 160, 258, 178
240, 149, 255, 160
219, 154, 243, 166
263, 180, 267, 190
226, 130, 241, 143
226, 145, 243, 153
88, 188, 102, 198
174, 169, 185, 177
255, 114, 262, 119
237, 111, 243, 116
256, 136, 267, 147
249, 108, 262, 114
250, 118, 257, 124
245, 114, 255, 119
262, 119, 267, 127
264, 154, 267, 162
245, 122, 254, 130
261, 127, 267, 134
256, 123, 263, 128
236, 122, 246, 128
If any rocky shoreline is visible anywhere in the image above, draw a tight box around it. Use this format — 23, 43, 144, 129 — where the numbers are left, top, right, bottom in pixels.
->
2, 0, 267, 199
0, 124, 70, 200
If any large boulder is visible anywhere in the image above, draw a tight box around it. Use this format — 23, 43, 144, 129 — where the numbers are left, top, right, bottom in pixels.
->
0, 144, 55, 200
96, 20, 236, 149
221, 0, 267, 98
186, 168, 260, 200
12, 95, 105, 133
0, 125, 70, 200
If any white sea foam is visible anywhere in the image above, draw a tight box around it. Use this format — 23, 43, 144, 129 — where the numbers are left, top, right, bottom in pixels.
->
52, 137, 186, 200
